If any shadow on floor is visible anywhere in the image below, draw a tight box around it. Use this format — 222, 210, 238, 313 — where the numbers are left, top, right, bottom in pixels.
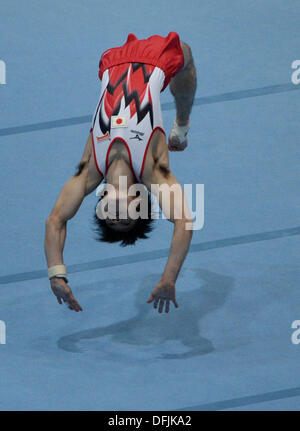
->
57, 268, 234, 359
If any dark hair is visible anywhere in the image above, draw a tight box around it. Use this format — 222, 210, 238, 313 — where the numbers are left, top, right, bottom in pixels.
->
92, 192, 154, 246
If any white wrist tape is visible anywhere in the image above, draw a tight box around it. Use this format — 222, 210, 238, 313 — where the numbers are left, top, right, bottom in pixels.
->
169, 118, 190, 143
48, 264, 67, 280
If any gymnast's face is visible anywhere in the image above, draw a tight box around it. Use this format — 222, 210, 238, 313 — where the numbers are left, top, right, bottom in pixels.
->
98, 190, 140, 232
105, 215, 137, 232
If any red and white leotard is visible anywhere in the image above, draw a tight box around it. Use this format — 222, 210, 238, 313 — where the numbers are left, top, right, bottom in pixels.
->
91, 32, 184, 182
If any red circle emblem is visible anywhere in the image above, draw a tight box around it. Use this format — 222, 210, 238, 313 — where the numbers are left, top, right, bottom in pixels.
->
116, 118, 122, 125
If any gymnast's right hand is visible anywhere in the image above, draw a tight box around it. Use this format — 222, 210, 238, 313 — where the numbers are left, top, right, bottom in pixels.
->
50, 277, 83, 312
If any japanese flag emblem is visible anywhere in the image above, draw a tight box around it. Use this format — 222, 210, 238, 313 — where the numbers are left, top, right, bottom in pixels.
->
111, 115, 128, 128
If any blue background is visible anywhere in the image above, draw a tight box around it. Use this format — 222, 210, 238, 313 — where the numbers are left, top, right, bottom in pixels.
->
1, 0, 300, 410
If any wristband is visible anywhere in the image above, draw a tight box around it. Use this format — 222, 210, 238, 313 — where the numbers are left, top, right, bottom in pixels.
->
53, 275, 68, 283
48, 264, 68, 283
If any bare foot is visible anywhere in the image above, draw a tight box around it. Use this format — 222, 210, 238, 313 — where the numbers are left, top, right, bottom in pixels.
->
168, 135, 188, 151
168, 118, 190, 151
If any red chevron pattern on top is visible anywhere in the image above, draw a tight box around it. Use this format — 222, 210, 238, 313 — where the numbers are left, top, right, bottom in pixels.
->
102, 63, 155, 126
126, 63, 154, 118
104, 63, 129, 120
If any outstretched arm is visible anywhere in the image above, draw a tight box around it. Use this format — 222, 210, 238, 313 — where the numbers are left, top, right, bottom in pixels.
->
44, 133, 102, 311
145, 148, 193, 313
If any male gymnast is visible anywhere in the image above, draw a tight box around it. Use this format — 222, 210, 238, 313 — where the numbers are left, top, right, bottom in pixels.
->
44, 32, 197, 314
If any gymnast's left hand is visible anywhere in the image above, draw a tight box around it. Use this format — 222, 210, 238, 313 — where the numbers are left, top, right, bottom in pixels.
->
146, 280, 179, 313
50, 277, 83, 312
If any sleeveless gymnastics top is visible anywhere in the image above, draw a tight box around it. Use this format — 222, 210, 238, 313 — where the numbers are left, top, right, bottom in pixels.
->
91, 32, 184, 182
